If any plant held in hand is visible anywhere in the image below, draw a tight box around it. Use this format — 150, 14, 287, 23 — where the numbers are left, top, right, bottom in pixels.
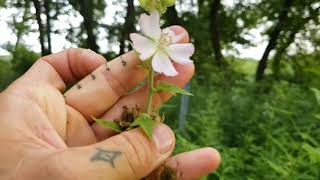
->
94, 1, 194, 179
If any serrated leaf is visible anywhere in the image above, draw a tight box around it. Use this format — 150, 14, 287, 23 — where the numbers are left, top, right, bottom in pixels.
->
92, 117, 123, 133
131, 113, 156, 138
157, 81, 193, 96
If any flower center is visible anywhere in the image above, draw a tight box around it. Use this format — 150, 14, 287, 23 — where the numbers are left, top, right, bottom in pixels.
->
158, 33, 172, 48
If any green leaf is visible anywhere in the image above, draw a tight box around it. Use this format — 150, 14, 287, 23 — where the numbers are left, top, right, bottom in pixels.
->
156, 81, 193, 96
131, 113, 156, 138
92, 117, 123, 133
299, 132, 319, 146
263, 157, 289, 176
302, 143, 320, 164
311, 88, 320, 104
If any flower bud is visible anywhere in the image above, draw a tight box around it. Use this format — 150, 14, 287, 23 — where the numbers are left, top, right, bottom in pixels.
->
138, 0, 176, 14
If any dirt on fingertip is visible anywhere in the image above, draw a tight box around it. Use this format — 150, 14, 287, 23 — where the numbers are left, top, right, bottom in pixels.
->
144, 163, 180, 180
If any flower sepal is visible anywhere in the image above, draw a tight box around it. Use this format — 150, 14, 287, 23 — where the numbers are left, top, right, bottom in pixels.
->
137, 57, 152, 71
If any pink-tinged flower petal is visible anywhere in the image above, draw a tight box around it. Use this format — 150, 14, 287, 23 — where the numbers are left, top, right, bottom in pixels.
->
165, 43, 195, 64
162, 28, 186, 44
130, 33, 157, 60
152, 51, 178, 76
138, 11, 161, 40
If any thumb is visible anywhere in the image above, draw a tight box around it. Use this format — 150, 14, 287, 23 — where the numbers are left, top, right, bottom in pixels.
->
34, 124, 175, 180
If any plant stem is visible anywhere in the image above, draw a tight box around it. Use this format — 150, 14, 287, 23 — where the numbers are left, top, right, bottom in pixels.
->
146, 68, 155, 115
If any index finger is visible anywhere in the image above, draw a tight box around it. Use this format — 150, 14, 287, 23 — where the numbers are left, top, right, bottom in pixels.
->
21, 48, 106, 92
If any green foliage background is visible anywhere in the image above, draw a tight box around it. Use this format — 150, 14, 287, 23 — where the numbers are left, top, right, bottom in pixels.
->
163, 55, 320, 179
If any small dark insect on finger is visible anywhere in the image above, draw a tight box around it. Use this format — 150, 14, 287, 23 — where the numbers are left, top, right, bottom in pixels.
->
121, 56, 127, 66
106, 62, 110, 71
91, 73, 96, 80
76, 84, 82, 89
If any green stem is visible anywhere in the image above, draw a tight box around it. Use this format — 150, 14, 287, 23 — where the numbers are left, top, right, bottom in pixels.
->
146, 68, 155, 115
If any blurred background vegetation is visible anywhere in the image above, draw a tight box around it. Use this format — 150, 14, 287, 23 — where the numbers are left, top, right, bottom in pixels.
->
0, 0, 320, 179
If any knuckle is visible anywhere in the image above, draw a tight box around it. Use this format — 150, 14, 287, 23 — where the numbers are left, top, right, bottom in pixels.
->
117, 131, 155, 178
102, 70, 127, 97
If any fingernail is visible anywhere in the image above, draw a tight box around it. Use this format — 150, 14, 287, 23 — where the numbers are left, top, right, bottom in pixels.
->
153, 124, 175, 154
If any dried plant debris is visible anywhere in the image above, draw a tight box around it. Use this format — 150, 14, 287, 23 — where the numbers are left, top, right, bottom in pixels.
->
144, 163, 180, 180
115, 105, 142, 129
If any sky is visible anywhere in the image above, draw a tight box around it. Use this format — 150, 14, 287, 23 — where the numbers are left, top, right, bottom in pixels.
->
0, 0, 268, 60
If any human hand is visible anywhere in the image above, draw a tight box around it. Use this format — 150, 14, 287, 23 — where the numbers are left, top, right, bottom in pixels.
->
0, 26, 220, 180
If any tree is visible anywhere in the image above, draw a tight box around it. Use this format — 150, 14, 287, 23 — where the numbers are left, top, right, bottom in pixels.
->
210, 0, 224, 66
77, 0, 98, 52
272, 3, 320, 77
68, 0, 106, 52
43, 0, 52, 54
164, 6, 181, 26
255, 0, 294, 81
9, 0, 32, 57
31, 0, 52, 56
119, 0, 136, 55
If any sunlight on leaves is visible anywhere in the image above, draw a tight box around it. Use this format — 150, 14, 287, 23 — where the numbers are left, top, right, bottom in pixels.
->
302, 143, 320, 164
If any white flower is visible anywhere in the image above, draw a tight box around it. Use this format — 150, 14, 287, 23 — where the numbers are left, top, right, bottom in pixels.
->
130, 11, 195, 76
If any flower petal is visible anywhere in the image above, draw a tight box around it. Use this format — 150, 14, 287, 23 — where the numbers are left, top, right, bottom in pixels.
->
162, 28, 186, 44
165, 43, 195, 64
130, 33, 157, 60
152, 51, 178, 76
138, 11, 161, 40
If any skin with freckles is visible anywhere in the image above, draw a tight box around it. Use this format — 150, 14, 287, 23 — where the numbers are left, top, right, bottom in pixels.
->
0, 26, 220, 180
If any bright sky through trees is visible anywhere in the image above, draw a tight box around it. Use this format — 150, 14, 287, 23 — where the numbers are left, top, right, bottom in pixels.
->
0, 0, 271, 59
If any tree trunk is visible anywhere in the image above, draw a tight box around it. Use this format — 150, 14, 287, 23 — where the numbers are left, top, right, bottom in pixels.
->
255, 0, 294, 81
13, 1, 29, 61
119, 0, 135, 55
272, 5, 320, 78
198, 0, 205, 17
210, 0, 224, 66
31, 0, 49, 56
165, 6, 181, 26
78, 0, 99, 52
272, 30, 297, 78
44, 0, 52, 54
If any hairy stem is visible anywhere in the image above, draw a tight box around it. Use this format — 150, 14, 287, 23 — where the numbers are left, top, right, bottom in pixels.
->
146, 68, 155, 115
